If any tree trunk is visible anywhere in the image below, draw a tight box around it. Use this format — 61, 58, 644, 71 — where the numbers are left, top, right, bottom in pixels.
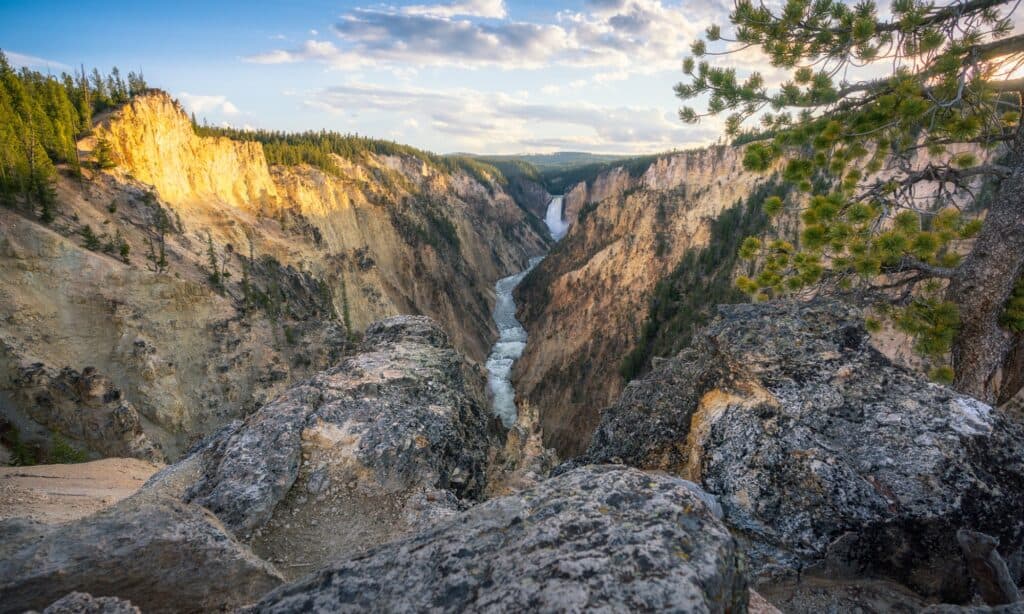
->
948, 133, 1024, 403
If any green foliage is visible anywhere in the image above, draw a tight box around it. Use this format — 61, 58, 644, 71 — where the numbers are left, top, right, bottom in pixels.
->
675, 0, 1022, 377
620, 179, 783, 380
81, 224, 101, 250
49, 433, 88, 464
0, 50, 147, 216
929, 365, 956, 384
205, 232, 221, 287
4, 425, 38, 466
93, 137, 116, 169
895, 298, 960, 357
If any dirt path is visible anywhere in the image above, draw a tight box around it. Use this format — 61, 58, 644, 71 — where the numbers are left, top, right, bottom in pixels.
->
0, 458, 164, 524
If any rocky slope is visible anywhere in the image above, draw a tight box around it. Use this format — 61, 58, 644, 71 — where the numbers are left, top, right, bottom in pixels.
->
0, 91, 547, 462
514, 146, 776, 456
175, 316, 501, 575
578, 300, 1024, 610
4, 308, 1020, 613
1, 314, 750, 614
248, 465, 748, 613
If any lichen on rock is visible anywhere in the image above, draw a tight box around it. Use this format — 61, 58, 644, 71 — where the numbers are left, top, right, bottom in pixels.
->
582, 299, 1024, 605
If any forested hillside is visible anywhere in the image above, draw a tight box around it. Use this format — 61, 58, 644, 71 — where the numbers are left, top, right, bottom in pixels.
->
0, 51, 147, 220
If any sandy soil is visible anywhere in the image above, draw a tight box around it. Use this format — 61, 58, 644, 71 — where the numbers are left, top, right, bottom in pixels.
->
0, 458, 164, 524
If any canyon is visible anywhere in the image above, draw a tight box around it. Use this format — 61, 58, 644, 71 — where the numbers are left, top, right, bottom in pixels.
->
0, 91, 549, 462
2, 90, 1023, 614
514, 146, 780, 456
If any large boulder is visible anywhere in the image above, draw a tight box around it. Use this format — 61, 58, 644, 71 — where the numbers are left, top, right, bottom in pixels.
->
174, 316, 502, 574
39, 592, 141, 614
582, 300, 1024, 604
0, 493, 283, 614
247, 465, 748, 613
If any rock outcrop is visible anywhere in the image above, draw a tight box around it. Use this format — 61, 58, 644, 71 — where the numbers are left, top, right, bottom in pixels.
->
0, 493, 283, 614
247, 465, 749, 613
8, 364, 162, 462
167, 316, 500, 574
581, 300, 1024, 606
39, 592, 141, 614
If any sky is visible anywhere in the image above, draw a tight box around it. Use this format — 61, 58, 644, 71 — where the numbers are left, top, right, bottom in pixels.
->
0, 0, 744, 155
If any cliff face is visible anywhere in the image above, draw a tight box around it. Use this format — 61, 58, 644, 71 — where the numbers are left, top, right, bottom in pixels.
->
98, 94, 279, 213
514, 146, 772, 456
0, 92, 547, 462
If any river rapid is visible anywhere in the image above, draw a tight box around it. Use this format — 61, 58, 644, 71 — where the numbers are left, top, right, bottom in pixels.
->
485, 196, 566, 426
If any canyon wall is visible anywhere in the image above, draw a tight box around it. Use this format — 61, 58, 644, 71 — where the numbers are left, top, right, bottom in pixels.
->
0, 92, 547, 462
514, 146, 771, 456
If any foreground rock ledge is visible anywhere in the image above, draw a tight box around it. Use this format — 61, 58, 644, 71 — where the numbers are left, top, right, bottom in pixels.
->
247, 465, 748, 613
0, 493, 283, 614
582, 300, 1024, 605
161, 315, 501, 573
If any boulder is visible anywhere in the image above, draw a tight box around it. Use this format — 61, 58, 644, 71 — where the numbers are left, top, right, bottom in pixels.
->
583, 300, 1024, 604
247, 465, 748, 613
39, 592, 141, 614
0, 493, 282, 614
177, 316, 501, 574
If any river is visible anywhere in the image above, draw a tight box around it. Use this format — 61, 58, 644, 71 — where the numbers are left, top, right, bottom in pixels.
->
485, 196, 566, 426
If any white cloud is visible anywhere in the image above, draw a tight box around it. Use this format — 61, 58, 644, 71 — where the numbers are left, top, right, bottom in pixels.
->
178, 92, 241, 116
306, 81, 718, 153
5, 50, 70, 70
245, 0, 723, 73
403, 0, 507, 18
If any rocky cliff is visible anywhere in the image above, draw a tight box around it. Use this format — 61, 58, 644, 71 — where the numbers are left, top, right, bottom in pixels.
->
578, 300, 1024, 611
514, 146, 775, 456
0, 91, 547, 463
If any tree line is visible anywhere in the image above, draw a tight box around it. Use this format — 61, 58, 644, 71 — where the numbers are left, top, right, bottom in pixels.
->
193, 123, 504, 188
0, 50, 147, 221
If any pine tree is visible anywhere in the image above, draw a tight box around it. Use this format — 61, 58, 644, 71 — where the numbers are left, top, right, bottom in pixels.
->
81, 225, 100, 250
678, 0, 1024, 402
117, 230, 130, 263
206, 232, 221, 288
93, 138, 115, 169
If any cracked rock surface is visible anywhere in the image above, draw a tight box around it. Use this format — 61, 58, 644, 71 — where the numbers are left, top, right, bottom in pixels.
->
582, 300, 1024, 605
171, 315, 501, 574
247, 465, 748, 613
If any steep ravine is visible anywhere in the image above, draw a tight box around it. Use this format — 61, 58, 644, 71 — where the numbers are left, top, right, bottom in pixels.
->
513, 146, 769, 456
485, 196, 566, 427
0, 92, 549, 463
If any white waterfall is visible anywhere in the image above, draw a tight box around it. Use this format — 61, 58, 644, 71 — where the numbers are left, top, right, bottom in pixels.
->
545, 196, 569, 240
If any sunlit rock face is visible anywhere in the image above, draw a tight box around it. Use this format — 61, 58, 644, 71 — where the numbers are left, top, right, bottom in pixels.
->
514, 145, 765, 456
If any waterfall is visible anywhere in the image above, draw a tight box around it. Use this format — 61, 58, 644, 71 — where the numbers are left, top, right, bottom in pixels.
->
545, 196, 569, 240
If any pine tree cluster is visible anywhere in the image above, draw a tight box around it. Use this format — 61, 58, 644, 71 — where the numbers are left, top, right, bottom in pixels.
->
0, 50, 146, 220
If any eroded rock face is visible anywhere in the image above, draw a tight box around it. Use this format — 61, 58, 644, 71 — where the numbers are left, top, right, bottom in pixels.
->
582, 300, 1024, 604
0, 493, 283, 614
8, 364, 163, 462
175, 316, 501, 574
514, 146, 765, 457
247, 465, 749, 613
39, 592, 141, 614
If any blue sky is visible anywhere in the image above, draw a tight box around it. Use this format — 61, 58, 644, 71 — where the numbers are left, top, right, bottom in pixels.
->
1, 0, 738, 154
